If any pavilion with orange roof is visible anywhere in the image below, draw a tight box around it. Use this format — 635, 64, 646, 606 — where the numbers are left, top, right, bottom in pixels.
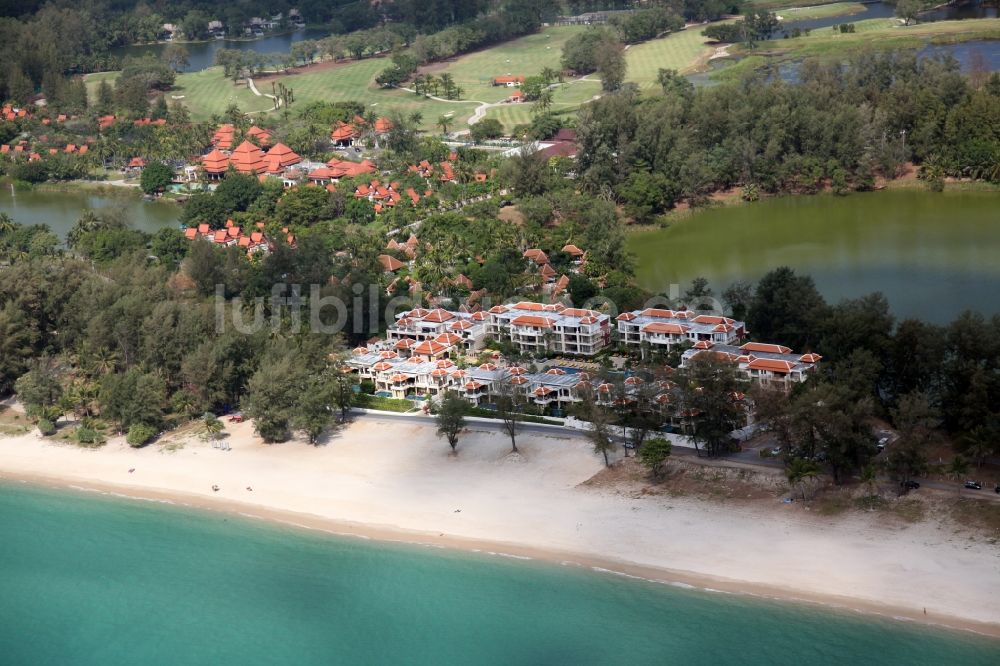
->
228, 140, 266, 174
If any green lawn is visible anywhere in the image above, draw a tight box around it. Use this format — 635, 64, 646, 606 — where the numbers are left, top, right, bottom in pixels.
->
625, 22, 730, 90
177, 67, 276, 118
774, 2, 867, 21
747, 17, 1000, 59
85, 67, 274, 120
749, 0, 840, 9
483, 78, 601, 132
258, 57, 482, 130
431, 26, 587, 104
710, 17, 1000, 81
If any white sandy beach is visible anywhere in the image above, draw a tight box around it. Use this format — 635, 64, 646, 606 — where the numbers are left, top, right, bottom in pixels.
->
1, 415, 998, 636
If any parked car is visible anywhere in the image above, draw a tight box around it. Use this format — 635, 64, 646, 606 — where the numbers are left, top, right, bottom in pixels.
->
228, 413, 244, 423
900, 480, 920, 490
964, 480, 982, 490
995, 484, 1000, 494
770, 446, 783, 456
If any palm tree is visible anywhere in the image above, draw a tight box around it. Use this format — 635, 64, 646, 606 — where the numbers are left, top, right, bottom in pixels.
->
92, 347, 120, 376
426, 75, 441, 97
436, 115, 452, 136
0, 213, 15, 235
860, 463, 879, 499
963, 426, 995, 468
200, 412, 224, 442
67, 210, 102, 249
786, 457, 819, 501
946, 455, 970, 496
541, 66, 560, 84
438, 73, 461, 99
533, 89, 553, 115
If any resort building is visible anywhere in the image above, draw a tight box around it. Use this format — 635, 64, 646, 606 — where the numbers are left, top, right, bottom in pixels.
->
182, 220, 270, 256
492, 75, 525, 87
386, 308, 490, 354
617, 309, 746, 352
487, 302, 611, 356
679, 342, 821, 389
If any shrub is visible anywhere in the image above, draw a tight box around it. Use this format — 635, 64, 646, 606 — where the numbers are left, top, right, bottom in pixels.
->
37, 418, 57, 436
76, 427, 105, 446
126, 423, 157, 448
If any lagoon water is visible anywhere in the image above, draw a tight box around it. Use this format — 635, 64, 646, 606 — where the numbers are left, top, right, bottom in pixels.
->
630, 191, 1000, 323
1, 482, 998, 665
111, 29, 331, 73
0, 188, 179, 241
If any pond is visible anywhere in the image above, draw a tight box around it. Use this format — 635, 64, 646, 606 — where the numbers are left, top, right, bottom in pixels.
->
777, 0, 999, 36
628, 190, 1000, 323
110, 29, 331, 73
777, 1, 898, 35
749, 38, 1000, 85
0, 188, 180, 241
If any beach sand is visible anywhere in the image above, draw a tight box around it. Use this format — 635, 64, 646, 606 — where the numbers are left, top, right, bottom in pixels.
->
1, 415, 998, 636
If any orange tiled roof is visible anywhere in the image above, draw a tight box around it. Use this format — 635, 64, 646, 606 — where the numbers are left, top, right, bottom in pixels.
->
511, 314, 555, 328
747, 358, 797, 374
246, 125, 273, 146
331, 121, 356, 142
642, 322, 689, 335
201, 148, 229, 174
741, 342, 792, 355
378, 254, 405, 272
265, 142, 300, 168
229, 140, 266, 174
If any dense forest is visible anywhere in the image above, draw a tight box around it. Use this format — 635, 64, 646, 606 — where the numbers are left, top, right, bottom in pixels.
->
574, 52, 1000, 217
4, 208, 1000, 474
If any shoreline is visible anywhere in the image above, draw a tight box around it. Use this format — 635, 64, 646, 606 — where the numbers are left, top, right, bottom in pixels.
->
4, 469, 999, 640
624, 177, 1000, 231
1, 418, 998, 640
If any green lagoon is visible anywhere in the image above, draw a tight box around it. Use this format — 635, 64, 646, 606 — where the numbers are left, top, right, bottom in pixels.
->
630, 191, 1000, 323
0, 188, 179, 241
1, 482, 998, 665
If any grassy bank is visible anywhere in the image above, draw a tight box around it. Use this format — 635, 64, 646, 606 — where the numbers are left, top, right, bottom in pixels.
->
749, 0, 841, 9
626, 22, 728, 89
744, 17, 1000, 61
773, 2, 868, 21
705, 17, 1000, 82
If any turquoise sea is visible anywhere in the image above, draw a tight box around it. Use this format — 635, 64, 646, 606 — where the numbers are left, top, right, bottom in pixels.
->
1, 483, 998, 665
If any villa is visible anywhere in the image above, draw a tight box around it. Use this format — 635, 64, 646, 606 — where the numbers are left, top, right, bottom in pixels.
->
680, 342, 822, 389
617, 309, 746, 352
487, 302, 611, 356
492, 75, 525, 87
386, 307, 490, 354
182, 220, 272, 256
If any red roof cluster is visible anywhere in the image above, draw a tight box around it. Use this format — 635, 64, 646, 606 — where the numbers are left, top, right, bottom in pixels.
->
324, 157, 376, 178
183, 219, 274, 256
201, 141, 301, 176
492, 75, 525, 85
